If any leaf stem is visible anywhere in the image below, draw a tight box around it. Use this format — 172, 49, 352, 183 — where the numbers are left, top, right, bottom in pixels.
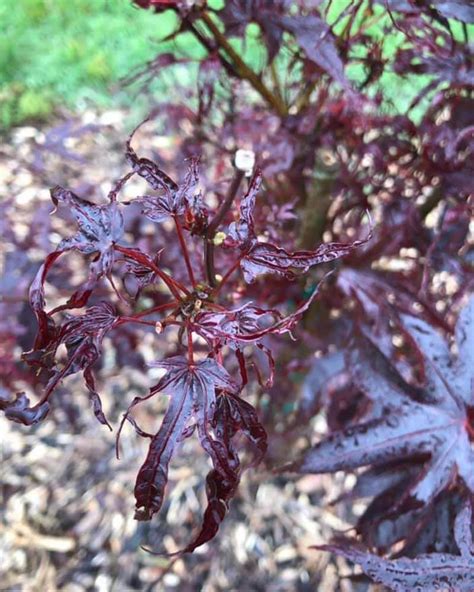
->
187, 324, 194, 365
208, 170, 246, 237
131, 301, 178, 319
205, 169, 245, 287
115, 245, 188, 300
173, 215, 196, 288
117, 317, 158, 328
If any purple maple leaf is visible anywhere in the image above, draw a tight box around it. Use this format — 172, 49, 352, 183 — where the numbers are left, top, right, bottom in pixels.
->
30, 182, 127, 319
281, 15, 351, 90
126, 128, 201, 223
119, 355, 267, 553
132, 356, 237, 521
293, 296, 474, 508
228, 171, 371, 282
218, 0, 291, 62
180, 391, 267, 553
4, 302, 117, 427
316, 499, 474, 591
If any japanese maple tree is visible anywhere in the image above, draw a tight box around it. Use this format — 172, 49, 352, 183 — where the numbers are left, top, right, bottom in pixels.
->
2, 0, 473, 587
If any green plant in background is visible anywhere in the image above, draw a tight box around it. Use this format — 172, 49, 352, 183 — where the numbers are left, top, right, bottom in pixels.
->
0, 0, 177, 128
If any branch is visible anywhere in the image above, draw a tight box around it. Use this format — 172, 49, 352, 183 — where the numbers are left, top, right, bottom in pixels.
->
114, 245, 188, 300
205, 168, 245, 287
298, 174, 335, 249
182, 17, 237, 79
199, 12, 288, 117
207, 170, 245, 237
418, 186, 444, 220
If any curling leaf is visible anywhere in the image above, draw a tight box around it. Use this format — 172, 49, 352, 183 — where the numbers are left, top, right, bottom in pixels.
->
181, 391, 267, 553
6, 303, 117, 427
132, 357, 237, 521
228, 171, 370, 282
127, 128, 200, 223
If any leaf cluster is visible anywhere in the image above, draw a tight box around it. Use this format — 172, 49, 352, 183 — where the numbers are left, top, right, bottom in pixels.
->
2, 0, 473, 583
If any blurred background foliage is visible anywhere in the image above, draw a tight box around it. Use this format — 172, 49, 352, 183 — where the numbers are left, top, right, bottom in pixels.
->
1, 0, 469, 130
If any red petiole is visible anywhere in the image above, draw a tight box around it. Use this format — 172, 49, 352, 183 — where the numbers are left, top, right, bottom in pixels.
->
114, 244, 189, 300
173, 215, 197, 288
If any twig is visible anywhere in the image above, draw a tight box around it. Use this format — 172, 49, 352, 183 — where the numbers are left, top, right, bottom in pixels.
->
131, 301, 178, 319
114, 245, 188, 300
199, 11, 288, 117
207, 169, 245, 237
174, 215, 196, 288
205, 169, 245, 286
214, 255, 244, 295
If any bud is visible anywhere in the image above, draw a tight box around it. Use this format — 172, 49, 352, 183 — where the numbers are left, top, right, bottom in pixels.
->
213, 231, 227, 246
234, 149, 256, 177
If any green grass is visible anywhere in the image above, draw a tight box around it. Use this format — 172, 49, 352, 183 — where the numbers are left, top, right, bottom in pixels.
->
0, 0, 261, 129
0, 0, 187, 128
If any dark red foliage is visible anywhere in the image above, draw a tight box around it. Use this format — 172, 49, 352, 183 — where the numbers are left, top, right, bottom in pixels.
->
383, 0, 474, 23
180, 391, 268, 553
3, 128, 365, 553
132, 356, 237, 520
293, 296, 474, 505
226, 170, 371, 282
3, 0, 473, 581
316, 498, 474, 591
7, 302, 118, 427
